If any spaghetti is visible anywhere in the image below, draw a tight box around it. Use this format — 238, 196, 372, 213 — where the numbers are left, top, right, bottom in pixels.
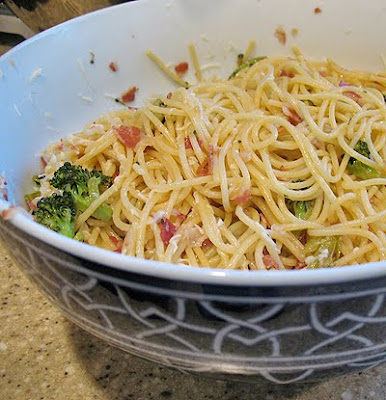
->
31, 48, 386, 270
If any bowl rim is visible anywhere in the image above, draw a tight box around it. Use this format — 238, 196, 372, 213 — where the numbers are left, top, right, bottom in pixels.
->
0, 0, 385, 287
2, 207, 385, 287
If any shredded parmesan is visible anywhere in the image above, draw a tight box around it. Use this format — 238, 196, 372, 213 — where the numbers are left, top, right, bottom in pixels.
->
169, 234, 182, 252
13, 104, 22, 116
151, 210, 167, 223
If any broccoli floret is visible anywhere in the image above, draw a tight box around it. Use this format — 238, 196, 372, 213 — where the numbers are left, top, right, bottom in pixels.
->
33, 192, 76, 238
347, 140, 381, 180
229, 56, 266, 79
50, 162, 113, 221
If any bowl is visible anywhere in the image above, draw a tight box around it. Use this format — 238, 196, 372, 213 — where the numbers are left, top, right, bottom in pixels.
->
1, 0, 386, 384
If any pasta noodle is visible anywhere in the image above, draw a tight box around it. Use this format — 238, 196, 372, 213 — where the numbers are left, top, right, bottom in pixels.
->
32, 46, 386, 270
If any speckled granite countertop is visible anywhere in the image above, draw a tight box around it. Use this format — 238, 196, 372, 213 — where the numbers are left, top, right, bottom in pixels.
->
1, 240, 386, 400
1, 35, 386, 400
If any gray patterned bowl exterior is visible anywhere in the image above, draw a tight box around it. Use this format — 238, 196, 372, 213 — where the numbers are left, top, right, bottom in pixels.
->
1, 218, 386, 384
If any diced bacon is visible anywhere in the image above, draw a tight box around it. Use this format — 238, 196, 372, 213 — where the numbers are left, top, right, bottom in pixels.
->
158, 217, 177, 246
113, 125, 142, 149
263, 254, 279, 270
201, 238, 213, 248
166, 92, 172, 99
1, 206, 19, 220
121, 86, 138, 103
109, 61, 118, 72
172, 209, 186, 221
184, 137, 193, 149
197, 157, 211, 176
319, 71, 327, 77
26, 200, 37, 211
233, 188, 252, 205
57, 140, 64, 151
196, 144, 215, 176
109, 235, 123, 253
41, 156, 48, 168
344, 91, 361, 102
279, 70, 294, 78
283, 107, 303, 126
175, 62, 189, 75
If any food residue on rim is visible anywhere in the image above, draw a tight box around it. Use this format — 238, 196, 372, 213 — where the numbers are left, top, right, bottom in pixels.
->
109, 61, 118, 72
274, 25, 287, 45
200, 33, 209, 42
13, 104, 22, 117
78, 94, 94, 103
291, 28, 299, 37
77, 58, 94, 91
314, 7, 322, 14
89, 51, 95, 64
120, 86, 138, 103
175, 61, 189, 75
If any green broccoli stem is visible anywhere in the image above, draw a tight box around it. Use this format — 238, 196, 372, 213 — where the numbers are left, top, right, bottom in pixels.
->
229, 56, 266, 79
71, 176, 112, 221
25, 191, 41, 203
293, 200, 313, 220
59, 213, 76, 238
347, 159, 381, 180
90, 203, 112, 221
305, 236, 340, 268
71, 194, 112, 221
347, 140, 381, 180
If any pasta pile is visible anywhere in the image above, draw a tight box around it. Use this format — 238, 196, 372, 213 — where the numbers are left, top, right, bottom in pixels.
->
35, 49, 386, 270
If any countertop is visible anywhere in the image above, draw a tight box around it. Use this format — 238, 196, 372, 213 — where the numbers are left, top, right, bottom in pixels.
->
1, 34, 386, 400
2, 241, 386, 400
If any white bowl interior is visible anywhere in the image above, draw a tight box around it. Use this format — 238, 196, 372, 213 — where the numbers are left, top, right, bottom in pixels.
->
0, 0, 385, 284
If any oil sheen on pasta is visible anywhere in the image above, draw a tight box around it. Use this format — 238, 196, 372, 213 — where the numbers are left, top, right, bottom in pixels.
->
31, 52, 386, 270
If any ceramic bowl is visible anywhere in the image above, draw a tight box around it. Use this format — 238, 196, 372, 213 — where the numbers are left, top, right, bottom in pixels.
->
1, 0, 386, 384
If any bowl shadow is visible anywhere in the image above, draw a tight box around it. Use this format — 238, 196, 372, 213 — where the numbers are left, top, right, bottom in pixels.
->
65, 321, 327, 400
